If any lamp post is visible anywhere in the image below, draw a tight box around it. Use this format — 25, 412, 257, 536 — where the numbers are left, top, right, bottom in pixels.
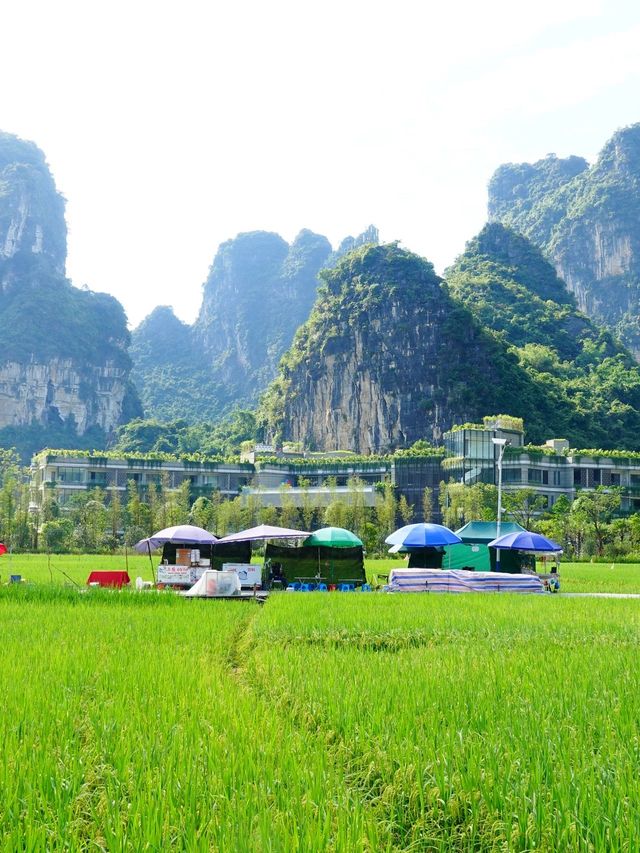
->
28, 502, 39, 552
492, 438, 509, 572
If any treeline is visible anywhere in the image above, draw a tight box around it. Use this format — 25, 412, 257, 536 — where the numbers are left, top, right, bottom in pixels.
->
1, 438, 636, 558
3, 462, 419, 555
439, 481, 635, 559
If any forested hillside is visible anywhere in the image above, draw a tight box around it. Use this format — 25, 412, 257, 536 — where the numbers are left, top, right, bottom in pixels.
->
0, 131, 141, 461
130, 227, 379, 422
447, 224, 640, 449
489, 123, 640, 355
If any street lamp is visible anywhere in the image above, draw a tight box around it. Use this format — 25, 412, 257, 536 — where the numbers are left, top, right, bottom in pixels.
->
28, 501, 41, 553
492, 438, 510, 572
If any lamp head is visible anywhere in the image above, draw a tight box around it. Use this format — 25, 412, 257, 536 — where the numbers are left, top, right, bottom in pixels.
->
491, 437, 508, 447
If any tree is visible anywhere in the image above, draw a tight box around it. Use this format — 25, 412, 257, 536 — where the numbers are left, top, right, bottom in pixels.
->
298, 477, 319, 530
241, 492, 262, 529
422, 487, 433, 523
190, 496, 215, 531
258, 504, 278, 526
167, 479, 191, 526
125, 480, 150, 543
571, 487, 622, 557
537, 495, 578, 555
324, 500, 347, 530
68, 490, 107, 552
41, 518, 74, 553
375, 481, 397, 551
0, 449, 22, 550
398, 495, 414, 525
279, 486, 299, 529
439, 481, 497, 528
503, 488, 547, 530
346, 476, 367, 537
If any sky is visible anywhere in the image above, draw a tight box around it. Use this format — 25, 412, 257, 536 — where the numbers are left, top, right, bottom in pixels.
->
2, 0, 640, 327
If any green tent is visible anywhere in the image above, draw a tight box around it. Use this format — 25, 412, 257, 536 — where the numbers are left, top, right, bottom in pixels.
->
264, 543, 365, 586
444, 521, 533, 573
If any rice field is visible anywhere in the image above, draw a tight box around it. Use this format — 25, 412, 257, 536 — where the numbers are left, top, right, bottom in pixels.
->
1, 583, 639, 850
5, 553, 640, 593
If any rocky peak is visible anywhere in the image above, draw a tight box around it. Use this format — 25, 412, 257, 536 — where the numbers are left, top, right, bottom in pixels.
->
488, 122, 640, 355
260, 242, 559, 452
0, 132, 67, 279
0, 130, 140, 459
596, 123, 640, 179
460, 223, 575, 306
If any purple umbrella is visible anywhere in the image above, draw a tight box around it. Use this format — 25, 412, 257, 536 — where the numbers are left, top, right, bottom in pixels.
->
488, 531, 562, 552
216, 524, 310, 543
134, 524, 218, 553
134, 524, 219, 585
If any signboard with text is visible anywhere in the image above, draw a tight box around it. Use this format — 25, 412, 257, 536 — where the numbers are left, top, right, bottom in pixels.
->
157, 564, 206, 586
222, 563, 262, 588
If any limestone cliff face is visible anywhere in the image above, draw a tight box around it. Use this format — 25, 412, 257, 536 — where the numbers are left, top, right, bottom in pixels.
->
488, 124, 640, 354
132, 227, 379, 422
0, 132, 140, 456
261, 243, 554, 452
0, 132, 66, 284
0, 359, 130, 432
193, 229, 333, 396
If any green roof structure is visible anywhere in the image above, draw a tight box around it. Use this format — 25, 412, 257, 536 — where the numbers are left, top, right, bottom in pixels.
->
454, 521, 526, 544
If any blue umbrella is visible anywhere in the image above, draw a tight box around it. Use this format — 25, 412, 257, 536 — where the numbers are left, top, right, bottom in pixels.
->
385, 523, 462, 548
488, 531, 562, 552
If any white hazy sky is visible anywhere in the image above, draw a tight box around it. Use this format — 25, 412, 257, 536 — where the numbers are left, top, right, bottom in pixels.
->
2, 0, 640, 327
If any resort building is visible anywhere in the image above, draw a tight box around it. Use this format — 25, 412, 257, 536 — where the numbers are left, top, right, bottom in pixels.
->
30, 452, 254, 509
442, 419, 640, 514
29, 415, 640, 519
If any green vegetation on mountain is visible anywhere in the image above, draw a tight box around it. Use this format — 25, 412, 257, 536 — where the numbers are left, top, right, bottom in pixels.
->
0, 130, 141, 463
259, 241, 593, 451
488, 123, 640, 354
110, 410, 259, 459
128, 306, 212, 421
0, 255, 132, 367
447, 223, 640, 449
130, 228, 380, 424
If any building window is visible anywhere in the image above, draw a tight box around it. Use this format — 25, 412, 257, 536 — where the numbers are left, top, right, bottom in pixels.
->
57, 467, 84, 484
528, 469, 542, 484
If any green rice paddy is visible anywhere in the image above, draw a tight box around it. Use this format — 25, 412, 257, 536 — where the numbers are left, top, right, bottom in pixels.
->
1, 565, 639, 849
5, 553, 640, 593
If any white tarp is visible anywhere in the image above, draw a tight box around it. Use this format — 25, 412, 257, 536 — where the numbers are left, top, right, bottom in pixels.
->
181, 570, 241, 597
